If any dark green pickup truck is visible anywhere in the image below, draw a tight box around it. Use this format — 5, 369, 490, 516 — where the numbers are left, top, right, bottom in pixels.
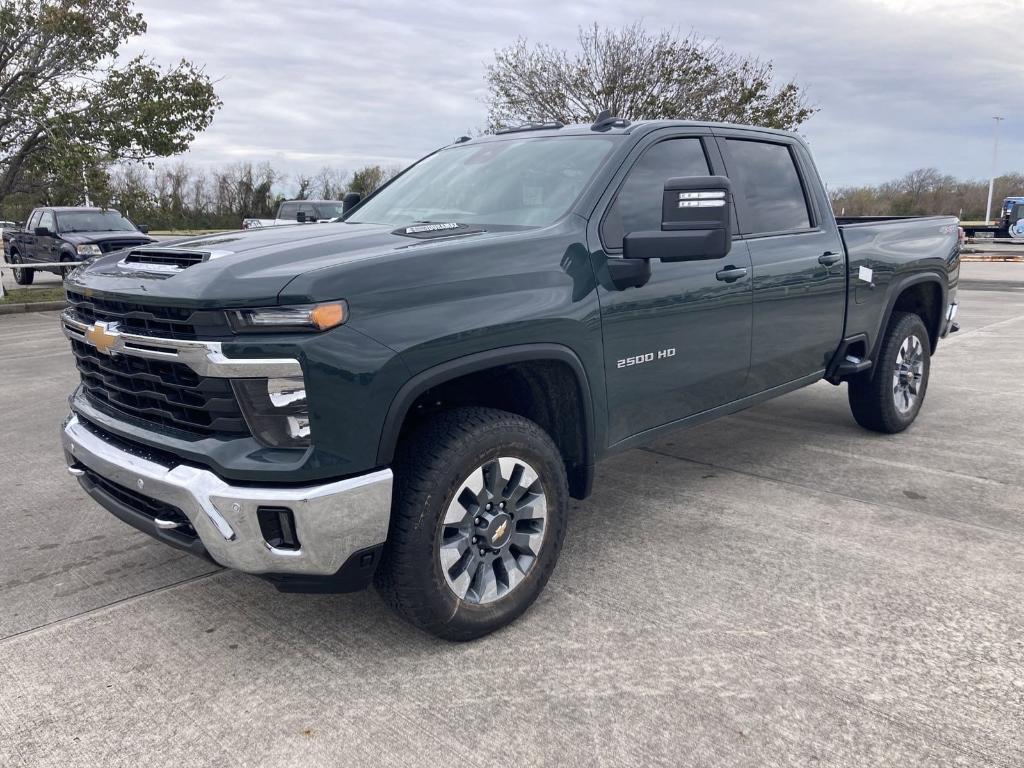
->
60, 118, 960, 640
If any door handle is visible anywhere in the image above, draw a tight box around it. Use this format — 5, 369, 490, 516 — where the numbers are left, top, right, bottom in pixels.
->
819, 251, 842, 267
715, 266, 748, 283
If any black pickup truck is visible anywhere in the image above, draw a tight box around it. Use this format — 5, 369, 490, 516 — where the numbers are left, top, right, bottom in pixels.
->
59, 119, 960, 640
3, 207, 154, 283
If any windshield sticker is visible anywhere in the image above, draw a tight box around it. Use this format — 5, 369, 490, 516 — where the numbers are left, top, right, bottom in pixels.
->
523, 187, 544, 206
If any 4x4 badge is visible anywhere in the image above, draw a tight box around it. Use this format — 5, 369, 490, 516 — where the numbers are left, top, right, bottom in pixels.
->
84, 320, 121, 356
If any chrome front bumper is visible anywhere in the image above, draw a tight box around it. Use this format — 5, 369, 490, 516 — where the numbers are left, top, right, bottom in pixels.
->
62, 414, 392, 577
942, 299, 960, 337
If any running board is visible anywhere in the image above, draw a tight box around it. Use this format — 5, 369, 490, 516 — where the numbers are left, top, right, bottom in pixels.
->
825, 333, 873, 384
833, 355, 872, 378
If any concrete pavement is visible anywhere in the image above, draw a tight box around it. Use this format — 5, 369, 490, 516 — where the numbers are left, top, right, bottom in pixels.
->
1, 265, 1022, 767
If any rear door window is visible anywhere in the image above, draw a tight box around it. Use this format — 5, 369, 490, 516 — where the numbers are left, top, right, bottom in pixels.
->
602, 138, 711, 251
725, 139, 811, 234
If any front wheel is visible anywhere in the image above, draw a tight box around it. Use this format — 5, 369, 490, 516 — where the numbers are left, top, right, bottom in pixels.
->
10, 253, 34, 285
59, 253, 76, 280
848, 311, 931, 433
375, 407, 568, 641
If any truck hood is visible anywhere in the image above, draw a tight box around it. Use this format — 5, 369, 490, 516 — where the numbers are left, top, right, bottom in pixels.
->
66, 222, 498, 307
61, 231, 154, 245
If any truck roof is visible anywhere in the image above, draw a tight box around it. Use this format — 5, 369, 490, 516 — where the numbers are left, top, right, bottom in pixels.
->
36, 206, 121, 213
466, 118, 801, 145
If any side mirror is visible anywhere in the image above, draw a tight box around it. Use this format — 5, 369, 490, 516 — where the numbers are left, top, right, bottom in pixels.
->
622, 176, 733, 263
296, 211, 307, 223
342, 192, 362, 214
34, 226, 52, 237
137, 224, 150, 234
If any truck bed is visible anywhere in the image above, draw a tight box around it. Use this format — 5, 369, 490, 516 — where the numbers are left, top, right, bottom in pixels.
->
835, 215, 938, 225
837, 215, 960, 361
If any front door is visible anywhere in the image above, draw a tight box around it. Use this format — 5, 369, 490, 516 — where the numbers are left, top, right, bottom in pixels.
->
36, 210, 58, 265
592, 133, 753, 445
22, 210, 42, 261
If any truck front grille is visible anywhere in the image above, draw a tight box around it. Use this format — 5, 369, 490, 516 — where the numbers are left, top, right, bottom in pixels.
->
71, 338, 249, 437
97, 238, 152, 254
66, 292, 232, 340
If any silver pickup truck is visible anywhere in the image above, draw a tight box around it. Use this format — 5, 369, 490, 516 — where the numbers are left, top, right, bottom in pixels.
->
241, 199, 346, 230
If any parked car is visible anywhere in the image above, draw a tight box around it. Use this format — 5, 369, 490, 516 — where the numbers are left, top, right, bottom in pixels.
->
3, 207, 153, 284
961, 195, 1024, 239
60, 117, 959, 640
241, 199, 348, 229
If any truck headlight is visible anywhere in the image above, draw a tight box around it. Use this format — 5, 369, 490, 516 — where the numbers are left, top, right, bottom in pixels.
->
227, 302, 347, 333
76, 244, 102, 256
232, 376, 311, 448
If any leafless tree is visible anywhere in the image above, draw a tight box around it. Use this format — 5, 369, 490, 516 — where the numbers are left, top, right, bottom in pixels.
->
830, 170, 1024, 219
484, 23, 815, 132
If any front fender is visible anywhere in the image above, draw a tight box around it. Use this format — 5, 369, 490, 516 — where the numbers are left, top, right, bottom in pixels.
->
374, 343, 598, 467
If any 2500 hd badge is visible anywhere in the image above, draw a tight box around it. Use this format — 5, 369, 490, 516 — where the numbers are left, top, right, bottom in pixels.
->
617, 348, 677, 368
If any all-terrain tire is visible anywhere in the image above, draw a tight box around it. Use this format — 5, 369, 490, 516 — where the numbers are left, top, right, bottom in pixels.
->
10, 252, 34, 285
375, 407, 568, 641
848, 311, 931, 433
59, 252, 76, 280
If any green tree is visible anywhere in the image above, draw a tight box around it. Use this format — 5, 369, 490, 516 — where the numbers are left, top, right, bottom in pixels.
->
829, 170, 1024, 220
485, 22, 815, 132
0, 0, 220, 204
348, 165, 400, 197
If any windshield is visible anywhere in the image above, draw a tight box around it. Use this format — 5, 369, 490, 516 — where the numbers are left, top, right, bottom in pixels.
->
314, 203, 345, 219
56, 210, 137, 233
347, 136, 617, 228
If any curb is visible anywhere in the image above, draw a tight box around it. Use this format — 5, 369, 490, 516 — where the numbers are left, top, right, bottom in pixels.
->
960, 256, 1022, 262
0, 300, 68, 315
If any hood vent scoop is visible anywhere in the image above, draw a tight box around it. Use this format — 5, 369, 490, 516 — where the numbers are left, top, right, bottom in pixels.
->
120, 248, 209, 272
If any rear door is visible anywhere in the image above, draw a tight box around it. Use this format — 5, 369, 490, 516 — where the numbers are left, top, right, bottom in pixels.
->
591, 129, 753, 445
715, 132, 846, 393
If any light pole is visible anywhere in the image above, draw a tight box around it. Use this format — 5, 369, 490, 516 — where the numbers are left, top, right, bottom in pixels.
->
985, 116, 1004, 224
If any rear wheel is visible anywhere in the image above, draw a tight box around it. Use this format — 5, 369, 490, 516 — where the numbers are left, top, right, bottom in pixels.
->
375, 407, 568, 641
848, 311, 931, 433
10, 252, 34, 285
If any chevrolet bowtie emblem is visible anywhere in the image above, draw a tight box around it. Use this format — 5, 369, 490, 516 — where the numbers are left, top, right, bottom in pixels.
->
492, 519, 509, 543
84, 320, 121, 355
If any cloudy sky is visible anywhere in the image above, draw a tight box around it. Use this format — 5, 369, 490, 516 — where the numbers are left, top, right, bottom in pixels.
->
123, 0, 1022, 193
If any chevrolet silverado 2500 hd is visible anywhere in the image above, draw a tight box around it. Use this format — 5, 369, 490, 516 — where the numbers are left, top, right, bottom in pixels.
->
60, 118, 960, 640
